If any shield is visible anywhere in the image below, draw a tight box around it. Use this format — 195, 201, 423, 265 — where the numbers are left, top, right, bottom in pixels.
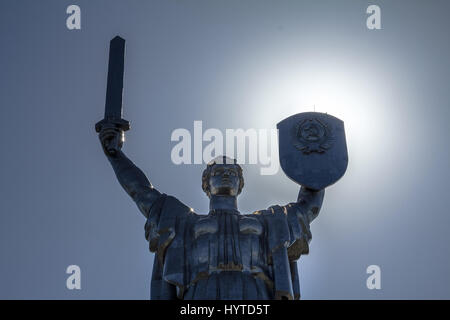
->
277, 112, 348, 190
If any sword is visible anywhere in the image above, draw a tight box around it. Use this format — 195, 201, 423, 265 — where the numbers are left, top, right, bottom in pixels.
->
95, 36, 130, 155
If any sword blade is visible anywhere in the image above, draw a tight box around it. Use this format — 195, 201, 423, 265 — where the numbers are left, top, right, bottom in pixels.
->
104, 36, 125, 120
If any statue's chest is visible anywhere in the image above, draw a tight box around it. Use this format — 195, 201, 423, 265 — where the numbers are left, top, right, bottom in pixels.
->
189, 211, 266, 273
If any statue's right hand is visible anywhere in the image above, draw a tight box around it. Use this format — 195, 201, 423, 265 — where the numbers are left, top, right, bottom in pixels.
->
99, 126, 124, 157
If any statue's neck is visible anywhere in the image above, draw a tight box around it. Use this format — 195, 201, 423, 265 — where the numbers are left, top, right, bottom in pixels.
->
209, 195, 238, 211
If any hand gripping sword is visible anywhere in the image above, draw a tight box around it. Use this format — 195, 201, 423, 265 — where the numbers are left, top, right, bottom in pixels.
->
95, 36, 130, 155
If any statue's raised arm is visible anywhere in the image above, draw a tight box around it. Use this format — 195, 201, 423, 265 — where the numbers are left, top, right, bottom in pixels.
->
296, 186, 325, 224
99, 127, 162, 218
95, 36, 165, 219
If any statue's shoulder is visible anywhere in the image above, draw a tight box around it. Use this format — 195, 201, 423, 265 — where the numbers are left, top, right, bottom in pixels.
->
250, 204, 287, 218
146, 194, 198, 252
156, 194, 193, 217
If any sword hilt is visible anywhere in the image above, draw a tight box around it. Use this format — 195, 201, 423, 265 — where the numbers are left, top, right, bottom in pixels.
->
95, 118, 130, 133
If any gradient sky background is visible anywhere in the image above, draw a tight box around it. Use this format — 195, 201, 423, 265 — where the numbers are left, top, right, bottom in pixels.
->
1, 0, 450, 299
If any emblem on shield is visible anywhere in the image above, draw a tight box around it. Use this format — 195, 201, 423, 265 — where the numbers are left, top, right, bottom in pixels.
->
293, 118, 333, 154
277, 112, 348, 190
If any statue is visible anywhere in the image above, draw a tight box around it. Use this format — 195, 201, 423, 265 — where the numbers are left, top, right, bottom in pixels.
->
96, 36, 348, 300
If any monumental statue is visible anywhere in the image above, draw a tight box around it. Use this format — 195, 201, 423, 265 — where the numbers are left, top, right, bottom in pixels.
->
96, 36, 348, 300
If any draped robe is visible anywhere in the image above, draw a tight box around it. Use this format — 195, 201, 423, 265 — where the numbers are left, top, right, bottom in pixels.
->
145, 190, 323, 300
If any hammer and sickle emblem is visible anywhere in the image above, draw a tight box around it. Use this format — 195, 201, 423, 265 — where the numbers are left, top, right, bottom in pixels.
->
293, 118, 333, 154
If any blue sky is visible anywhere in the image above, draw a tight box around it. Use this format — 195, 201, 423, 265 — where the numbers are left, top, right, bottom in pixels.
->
1, 0, 450, 299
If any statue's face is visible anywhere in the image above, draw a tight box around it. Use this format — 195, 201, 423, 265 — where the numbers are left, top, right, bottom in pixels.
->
208, 164, 240, 197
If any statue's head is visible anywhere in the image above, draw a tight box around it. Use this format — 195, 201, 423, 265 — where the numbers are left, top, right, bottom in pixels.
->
202, 156, 244, 198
